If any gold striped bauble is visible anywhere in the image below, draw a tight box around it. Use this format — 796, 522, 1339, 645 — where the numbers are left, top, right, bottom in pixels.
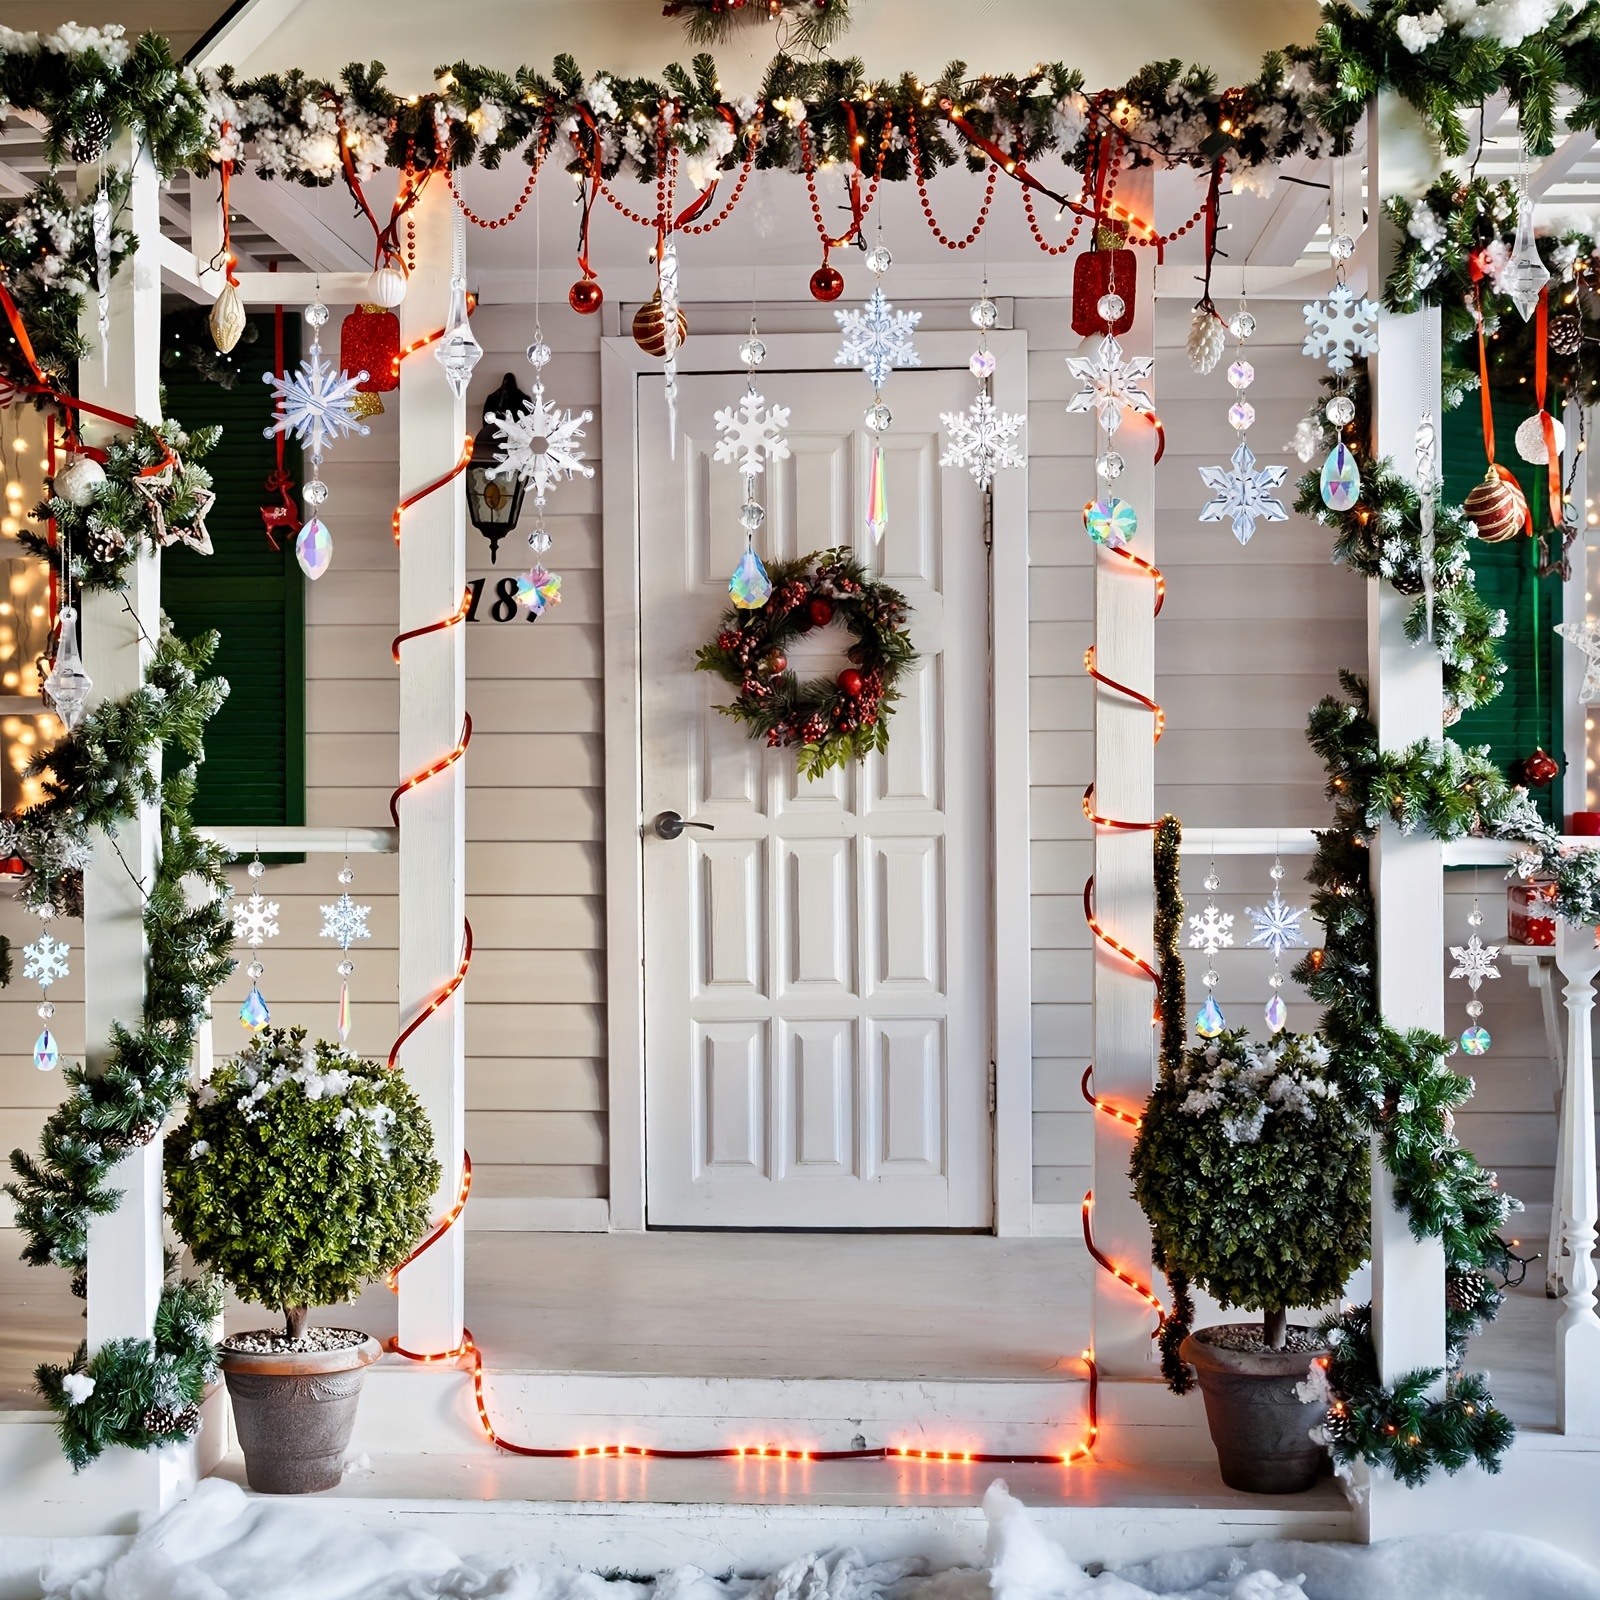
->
632, 290, 688, 358
1462, 469, 1528, 543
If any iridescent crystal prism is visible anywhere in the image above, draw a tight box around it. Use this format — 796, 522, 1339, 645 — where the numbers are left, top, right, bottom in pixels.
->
33, 1028, 58, 1072
240, 985, 270, 1031
1083, 496, 1137, 548
1196, 993, 1226, 1038
1265, 994, 1287, 1033
338, 980, 351, 1043
295, 515, 333, 579
516, 564, 562, 616
1504, 193, 1551, 323
1460, 1025, 1491, 1056
42, 603, 92, 730
866, 441, 889, 543
970, 349, 996, 379
729, 544, 772, 609
1320, 442, 1361, 511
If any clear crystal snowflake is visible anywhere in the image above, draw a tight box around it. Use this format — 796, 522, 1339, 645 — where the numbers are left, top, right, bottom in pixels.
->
1301, 283, 1379, 374
940, 391, 1025, 489
319, 893, 372, 951
1449, 933, 1502, 990
262, 347, 371, 462
1556, 619, 1600, 702
1198, 442, 1290, 545
231, 891, 280, 948
1187, 903, 1235, 956
23, 932, 70, 987
834, 287, 922, 390
1245, 889, 1309, 958
1065, 333, 1154, 437
714, 387, 791, 476
488, 382, 595, 509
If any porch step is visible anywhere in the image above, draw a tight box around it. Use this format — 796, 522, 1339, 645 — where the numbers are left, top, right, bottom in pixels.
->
348, 1360, 1219, 1464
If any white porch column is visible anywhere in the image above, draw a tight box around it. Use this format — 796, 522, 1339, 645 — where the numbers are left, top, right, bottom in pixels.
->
1090, 164, 1160, 1376
77, 139, 165, 1356
395, 182, 467, 1354
1366, 103, 1447, 1391
1553, 916, 1600, 1434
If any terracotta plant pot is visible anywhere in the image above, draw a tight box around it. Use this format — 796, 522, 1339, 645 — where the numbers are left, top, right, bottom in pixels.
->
220, 1333, 382, 1493
1180, 1324, 1330, 1494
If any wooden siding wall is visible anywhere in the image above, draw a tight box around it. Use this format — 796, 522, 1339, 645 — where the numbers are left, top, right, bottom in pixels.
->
0, 297, 1564, 1242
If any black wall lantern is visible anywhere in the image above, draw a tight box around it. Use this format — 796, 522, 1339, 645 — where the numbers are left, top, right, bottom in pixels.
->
466, 373, 529, 563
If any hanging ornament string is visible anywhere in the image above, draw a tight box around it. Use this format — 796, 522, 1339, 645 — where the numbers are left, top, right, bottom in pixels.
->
799, 109, 894, 257
910, 141, 998, 251
444, 110, 552, 231
215, 124, 240, 290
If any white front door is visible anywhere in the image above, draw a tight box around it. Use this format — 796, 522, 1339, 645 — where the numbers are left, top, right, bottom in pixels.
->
638, 360, 992, 1229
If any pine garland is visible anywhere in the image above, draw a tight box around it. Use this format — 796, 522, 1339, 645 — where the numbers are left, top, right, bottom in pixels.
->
664, 0, 854, 50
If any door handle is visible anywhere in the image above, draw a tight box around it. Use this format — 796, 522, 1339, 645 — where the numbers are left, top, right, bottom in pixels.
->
653, 811, 716, 841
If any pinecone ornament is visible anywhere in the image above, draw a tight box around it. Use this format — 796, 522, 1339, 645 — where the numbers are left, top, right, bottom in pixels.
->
1446, 1268, 1489, 1314
1551, 313, 1584, 356
141, 1403, 200, 1437
1187, 307, 1227, 374
1322, 1403, 1353, 1443
85, 520, 128, 565
70, 1271, 88, 1300
102, 1119, 161, 1153
67, 109, 112, 166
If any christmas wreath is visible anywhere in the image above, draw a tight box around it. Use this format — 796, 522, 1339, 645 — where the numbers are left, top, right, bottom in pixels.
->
695, 546, 915, 780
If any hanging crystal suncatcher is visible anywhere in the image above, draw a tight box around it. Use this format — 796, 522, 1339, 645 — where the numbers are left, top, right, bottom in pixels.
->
1187, 863, 1233, 1038
940, 284, 1024, 491
1246, 858, 1309, 1033
320, 859, 372, 1043
719, 319, 786, 608
23, 930, 70, 1071
1450, 897, 1501, 1056
232, 854, 280, 1031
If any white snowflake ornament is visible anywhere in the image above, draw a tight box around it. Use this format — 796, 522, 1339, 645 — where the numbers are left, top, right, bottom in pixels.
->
940, 392, 1025, 489
1449, 934, 1502, 989
1301, 283, 1379, 373
1065, 333, 1154, 437
835, 287, 922, 390
1555, 619, 1600, 702
489, 382, 595, 509
263, 346, 371, 460
1245, 889, 1310, 958
319, 893, 372, 951
1198, 441, 1290, 545
1187, 903, 1235, 956
714, 388, 791, 476
23, 932, 70, 988
231, 891, 280, 948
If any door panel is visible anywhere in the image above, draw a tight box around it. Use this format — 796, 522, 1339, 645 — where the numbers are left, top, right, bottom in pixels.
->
641, 365, 990, 1227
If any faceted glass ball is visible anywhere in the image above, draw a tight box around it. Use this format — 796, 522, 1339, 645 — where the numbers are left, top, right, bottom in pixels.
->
865, 244, 893, 275
1325, 394, 1357, 427
970, 298, 999, 330
247, 960, 265, 979
865, 402, 893, 433
738, 337, 767, 367
1228, 400, 1256, 432
528, 529, 552, 553
1328, 232, 1356, 262
338, 866, 355, 884
303, 301, 330, 328
1227, 309, 1256, 340
247, 859, 266, 879
338, 959, 355, 976
970, 349, 997, 379
1097, 292, 1126, 323
302, 478, 330, 507
526, 341, 552, 370
1095, 451, 1125, 481
740, 499, 766, 530
1227, 359, 1255, 390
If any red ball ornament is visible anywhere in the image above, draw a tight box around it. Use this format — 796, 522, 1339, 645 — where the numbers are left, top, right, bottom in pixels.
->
1518, 747, 1561, 787
837, 668, 863, 697
810, 263, 845, 302
807, 597, 835, 628
569, 278, 604, 315
1462, 469, 1529, 543
764, 651, 788, 675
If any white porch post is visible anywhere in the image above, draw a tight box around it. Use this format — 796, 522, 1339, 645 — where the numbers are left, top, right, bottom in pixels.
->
395, 182, 467, 1354
1366, 104, 1447, 1394
1553, 916, 1600, 1434
1089, 163, 1159, 1376
78, 139, 165, 1358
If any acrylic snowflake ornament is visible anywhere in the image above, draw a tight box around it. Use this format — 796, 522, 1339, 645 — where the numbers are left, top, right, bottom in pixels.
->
1065, 334, 1154, 437
489, 384, 594, 509
1245, 889, 1309, 958
713, 389, 791, 476
1187, 903, 1235, 956
1449, 934, 1502, 989
940, 392, 1025, 489
231, 891, 280, 948
1301, 283, 1379, 374
23, 933, 70, 988
263, 346, 371, 460
319, 892, 372, 951
1555, 619, 1600, 702
834, 288, 922, 390
1198, 441, 1290, 545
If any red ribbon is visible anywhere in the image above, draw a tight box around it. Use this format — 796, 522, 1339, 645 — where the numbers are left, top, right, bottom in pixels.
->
1534, 285, 1563, 525
1475, 288, 1533, 534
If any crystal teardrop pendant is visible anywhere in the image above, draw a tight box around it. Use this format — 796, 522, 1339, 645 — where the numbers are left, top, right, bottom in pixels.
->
435, 282, 483, 398
295, 515, 333, 579
866, 440, 889, 544
1265, 994, 1287, 1033
1504, 191, 1551, 323
338, 980, 351, 1043
33, 1028, 58, 1072
1196, 993, 1226, 1038
240, 985, 270, 1031
42, 603, 92, 730
1320, 442, 1361, 512
729, 544, 772, 609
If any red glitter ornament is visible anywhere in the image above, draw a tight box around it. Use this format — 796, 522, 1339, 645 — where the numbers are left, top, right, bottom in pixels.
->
809, 263, 845, 302
339, 305, 401, 394
837, 668, 863, 697
1516, 747, 1561, 787
1071, 249, 1137, 337
569, 278, 604, 315
807, 597, 835, 628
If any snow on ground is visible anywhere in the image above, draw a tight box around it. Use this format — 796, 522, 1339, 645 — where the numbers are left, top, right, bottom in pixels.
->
4, 1479, 1599, 1600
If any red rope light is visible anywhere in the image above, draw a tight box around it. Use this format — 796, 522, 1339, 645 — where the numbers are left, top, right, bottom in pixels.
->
1083, 874, 1161, 986
387, 918, 473, 1071
1081, 1064, 1143, 1130
393, 434, 474, 544
388, 715, 472, 826
393, 585, 473, 663
1082, 1192, 1167, 1324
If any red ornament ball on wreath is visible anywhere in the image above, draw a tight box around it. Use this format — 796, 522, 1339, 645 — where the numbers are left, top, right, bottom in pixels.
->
810, 264, 845, 302
807, 597, 835, 629
569, 278, 604, 315
764, 651, 788, 675
837, 668, 863, 698
1463, 470, 1528, 543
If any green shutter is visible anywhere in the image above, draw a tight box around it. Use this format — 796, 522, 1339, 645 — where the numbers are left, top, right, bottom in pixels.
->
162, 314, 305, 828
1442, 393, 1564, 828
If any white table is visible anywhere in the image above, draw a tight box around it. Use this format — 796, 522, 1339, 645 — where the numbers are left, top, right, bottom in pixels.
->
1507, 946, 1572, 1296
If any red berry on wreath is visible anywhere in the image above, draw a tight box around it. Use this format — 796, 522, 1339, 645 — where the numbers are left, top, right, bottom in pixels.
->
838, 668, 863, 697
810, 263, 845, 302
764, 651, 788, 674
808, 598, 835, 628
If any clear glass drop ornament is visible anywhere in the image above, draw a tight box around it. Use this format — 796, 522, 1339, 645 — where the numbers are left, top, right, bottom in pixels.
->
43, 604, 92, 730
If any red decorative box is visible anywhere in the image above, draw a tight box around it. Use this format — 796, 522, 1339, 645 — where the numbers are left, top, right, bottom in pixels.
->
1570, 811, 1600, 836
1507, 880, 1557, 946
340, 305, 400, 393
1071, 248, 1137, 337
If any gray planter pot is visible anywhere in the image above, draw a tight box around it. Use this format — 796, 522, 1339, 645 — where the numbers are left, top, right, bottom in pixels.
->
220, 1333, 382, 1493
1180, 1324, 1330, 1495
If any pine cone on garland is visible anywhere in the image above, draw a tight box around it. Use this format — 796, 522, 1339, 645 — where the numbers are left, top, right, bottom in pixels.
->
1551, 313, 1584, 356
1187, 307, 1226, 374
101, 1120, 161, 1153
1446, 1268, 1490, 1315
66, 109, 112, 166
85, 521, 129, 564
70, 1271, 88, 1301
141, 1404, 200, 1437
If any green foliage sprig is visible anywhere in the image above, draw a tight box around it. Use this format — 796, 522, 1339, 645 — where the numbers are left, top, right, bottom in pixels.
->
166, 1028, 441, 1330
696, 547, 916, 780
665, 0, 853, 50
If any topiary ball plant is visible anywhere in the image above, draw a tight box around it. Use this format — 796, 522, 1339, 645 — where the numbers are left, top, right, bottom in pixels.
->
1131, 1028, 1369, 1358
165, 1026, 441, 1341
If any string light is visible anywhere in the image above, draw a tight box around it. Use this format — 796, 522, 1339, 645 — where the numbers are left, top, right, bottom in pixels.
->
1081, 1064, 1143, 1129
388, 716, 472, 825
393, 435, 473, 543
1082, 1192, 1167, 1323
392, 584, 473, 663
